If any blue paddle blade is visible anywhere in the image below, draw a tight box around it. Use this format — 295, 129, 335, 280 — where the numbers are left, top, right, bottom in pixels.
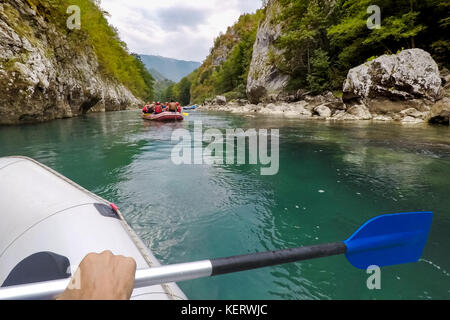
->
344, 212, 433, 270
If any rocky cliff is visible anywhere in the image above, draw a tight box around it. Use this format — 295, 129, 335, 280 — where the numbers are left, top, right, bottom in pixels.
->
246, 0, 289, 104
0, 0, 141, 125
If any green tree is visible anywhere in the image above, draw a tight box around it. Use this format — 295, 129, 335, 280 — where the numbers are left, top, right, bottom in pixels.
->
177, 77, 192, 105
307, 49, 330, 93
163, 84, 176, 102
132, 54, 155, 101
328, 0, 427, 68
275, 0, 332, 90
277, 0, 328, 74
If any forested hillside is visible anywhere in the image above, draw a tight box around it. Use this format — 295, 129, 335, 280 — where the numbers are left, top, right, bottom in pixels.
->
163, 11, 265, 105
171, 0, 449, 104
275, 0, 449, 93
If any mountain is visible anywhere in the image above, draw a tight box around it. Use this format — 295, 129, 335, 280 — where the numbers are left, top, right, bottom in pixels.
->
148, 67, 167, 82
140, 55, 201, 82
143, 66, 175, 102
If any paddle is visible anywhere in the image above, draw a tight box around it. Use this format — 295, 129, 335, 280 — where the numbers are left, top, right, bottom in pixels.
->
182, 113, 189, 117
0, 212, 433, 300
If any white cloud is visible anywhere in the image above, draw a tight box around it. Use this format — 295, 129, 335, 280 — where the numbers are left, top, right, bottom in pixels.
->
98, 0, 262, 62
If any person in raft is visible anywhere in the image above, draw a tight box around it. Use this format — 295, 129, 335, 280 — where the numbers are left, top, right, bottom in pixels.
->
167, 101, 179, 112
57, 251, 136, 300
154, 102, 163, 114
148, 102, 156, 114
142, 102, 156, 114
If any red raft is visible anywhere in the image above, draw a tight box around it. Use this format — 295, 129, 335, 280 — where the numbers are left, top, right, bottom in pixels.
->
142, 112, 184, 122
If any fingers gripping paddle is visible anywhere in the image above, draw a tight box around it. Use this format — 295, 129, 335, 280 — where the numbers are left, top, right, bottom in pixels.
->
0, 212, 433, 300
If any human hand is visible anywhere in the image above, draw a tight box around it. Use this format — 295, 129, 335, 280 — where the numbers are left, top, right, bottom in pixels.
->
57, 251, 137, 300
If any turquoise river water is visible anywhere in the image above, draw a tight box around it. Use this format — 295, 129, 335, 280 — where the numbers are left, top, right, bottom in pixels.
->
0, 110, 449, 300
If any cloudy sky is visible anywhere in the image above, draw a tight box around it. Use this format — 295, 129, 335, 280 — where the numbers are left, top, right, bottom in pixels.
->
99, 0, 262, 62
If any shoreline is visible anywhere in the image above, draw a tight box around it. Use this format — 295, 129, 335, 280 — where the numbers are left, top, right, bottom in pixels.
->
196, 95, 450, 126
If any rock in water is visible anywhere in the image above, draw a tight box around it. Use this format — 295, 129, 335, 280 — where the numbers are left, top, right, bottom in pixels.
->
246, 0, 290, 104
343, 49, 443, 103
0, 0, 141, 125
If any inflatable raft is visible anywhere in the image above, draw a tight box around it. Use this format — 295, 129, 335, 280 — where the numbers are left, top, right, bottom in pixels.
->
142, 112, 183, 122
183, 105, 197, 111
0, 156, 187, 300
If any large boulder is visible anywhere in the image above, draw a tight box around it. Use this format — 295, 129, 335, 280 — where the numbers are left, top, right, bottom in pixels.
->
246, 0, 290, 104
343, 49, 443, 103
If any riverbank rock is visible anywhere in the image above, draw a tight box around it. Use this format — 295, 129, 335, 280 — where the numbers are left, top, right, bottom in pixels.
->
0, 0, 141, 125
213, 95, 227, 105
343, 49, 443, 103
347, 104, 373, 120
429, 95, 450, 125
313, 105, 332, 118
246, 0, 290, 104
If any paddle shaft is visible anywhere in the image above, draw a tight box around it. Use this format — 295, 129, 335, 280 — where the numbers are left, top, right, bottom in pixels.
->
0, 242, 346, 300
211, 242, 347, 276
